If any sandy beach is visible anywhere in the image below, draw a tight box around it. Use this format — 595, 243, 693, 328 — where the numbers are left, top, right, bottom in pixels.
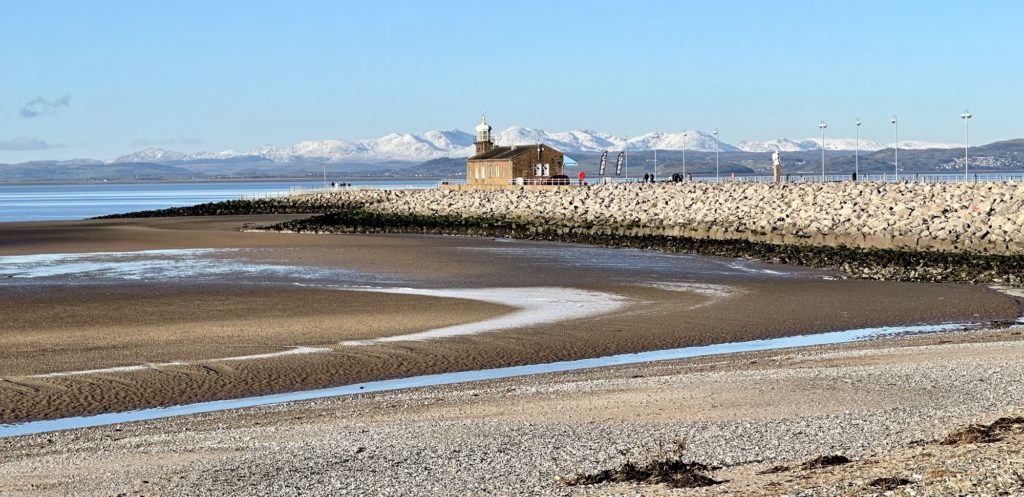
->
0, 216, 1018, 425
8, 3, 1021, 494
2, 327, 1023, 496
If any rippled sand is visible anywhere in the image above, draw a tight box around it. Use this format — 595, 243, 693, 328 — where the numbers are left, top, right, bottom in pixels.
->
0, 216, 1018, 423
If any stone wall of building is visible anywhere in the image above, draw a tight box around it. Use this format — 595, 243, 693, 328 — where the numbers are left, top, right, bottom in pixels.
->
294, 182, 1024, 254
466, 158, 512, 185
510, 145, 564, 179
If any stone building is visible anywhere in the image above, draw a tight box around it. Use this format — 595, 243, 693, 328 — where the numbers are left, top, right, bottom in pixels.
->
466, 115, 565, 186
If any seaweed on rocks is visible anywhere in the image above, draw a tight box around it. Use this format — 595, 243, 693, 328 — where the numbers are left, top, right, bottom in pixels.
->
94, 198, 359, 219
259, 207, 1024, 285
101, 195, 1024, 285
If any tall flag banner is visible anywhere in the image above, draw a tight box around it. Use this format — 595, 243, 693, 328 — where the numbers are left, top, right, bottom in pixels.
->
615, 152, 624, 176
599, 151, 608, 176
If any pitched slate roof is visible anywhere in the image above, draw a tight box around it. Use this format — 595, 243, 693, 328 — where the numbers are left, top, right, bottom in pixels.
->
469, 144, 542, 161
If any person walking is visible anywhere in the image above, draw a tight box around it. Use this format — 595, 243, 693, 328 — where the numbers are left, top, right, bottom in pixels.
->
577, 169, 586, 186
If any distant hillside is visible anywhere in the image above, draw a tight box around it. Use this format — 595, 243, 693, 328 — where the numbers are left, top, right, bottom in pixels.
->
395, 157, 466, 178
3, 139, 1023, 182
564, 140, 1024, 178
23, 126, 975, 170
0, 161, 198, 182
0, 158, 425, 183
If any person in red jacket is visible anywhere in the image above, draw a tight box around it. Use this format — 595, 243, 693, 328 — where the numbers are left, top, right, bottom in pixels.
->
577, 169, 586, 186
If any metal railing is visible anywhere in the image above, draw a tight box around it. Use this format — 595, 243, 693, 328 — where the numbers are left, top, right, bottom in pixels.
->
239, 191, 290, 200
656, 172, 1024, 184
507, 177, 579, 186
253, 172, 1024, 200
288, 183, 439, 196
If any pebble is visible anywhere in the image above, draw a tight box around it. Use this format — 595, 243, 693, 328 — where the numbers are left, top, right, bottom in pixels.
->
2, 336, 1023, 496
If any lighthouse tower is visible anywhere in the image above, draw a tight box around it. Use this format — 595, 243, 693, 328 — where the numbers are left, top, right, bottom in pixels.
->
474, 114, 494, 155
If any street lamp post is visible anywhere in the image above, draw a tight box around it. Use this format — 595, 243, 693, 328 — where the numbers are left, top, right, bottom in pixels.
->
961, 110, 972, 182
891, 115, 898, 181
682, 132, 687, 180
855, 118, 861, 181
818, 120, 828, 181
714, 128, 720, 182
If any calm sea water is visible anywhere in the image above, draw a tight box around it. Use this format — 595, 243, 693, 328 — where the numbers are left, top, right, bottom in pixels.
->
0, 180, 438, 222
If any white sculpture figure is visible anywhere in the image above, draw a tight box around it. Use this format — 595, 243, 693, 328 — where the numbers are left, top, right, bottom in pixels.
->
771, 150, 782, 183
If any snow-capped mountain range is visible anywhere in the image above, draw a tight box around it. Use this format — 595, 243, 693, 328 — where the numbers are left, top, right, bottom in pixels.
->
112, 128, 962, 164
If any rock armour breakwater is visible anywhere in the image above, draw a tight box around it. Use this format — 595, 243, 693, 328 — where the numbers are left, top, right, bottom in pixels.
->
290, 182, 1024, 255
265, 209, 1024, 284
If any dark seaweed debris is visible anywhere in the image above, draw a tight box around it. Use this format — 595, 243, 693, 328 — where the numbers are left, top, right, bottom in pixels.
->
869, 476, 913, 490
756, 464, 791, 475
800, 454, 852, 470
939, 416, 1024, 445
557, 439, 723, 489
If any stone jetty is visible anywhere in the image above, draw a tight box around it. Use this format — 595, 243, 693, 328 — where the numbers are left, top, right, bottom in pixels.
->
104, 181, 1024, 283
291, 182, 1024, 255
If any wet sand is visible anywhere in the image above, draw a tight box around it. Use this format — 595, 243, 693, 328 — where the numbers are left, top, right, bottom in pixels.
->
0, 283, 513, 376
2, 328, 1023, 496
0, 216, 1019, 424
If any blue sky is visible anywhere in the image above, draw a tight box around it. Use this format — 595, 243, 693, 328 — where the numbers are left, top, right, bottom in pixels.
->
2, 1, 1022, 162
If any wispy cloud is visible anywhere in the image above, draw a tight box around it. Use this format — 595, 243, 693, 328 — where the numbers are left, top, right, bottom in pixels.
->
0, 136, 60, 151
20, 94, 71, 118
131, 136, 204, 147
